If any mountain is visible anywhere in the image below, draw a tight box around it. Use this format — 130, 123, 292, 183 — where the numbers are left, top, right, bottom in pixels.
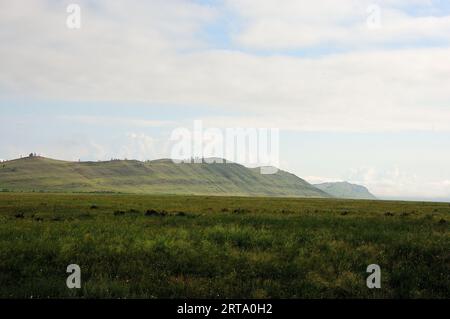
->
0, 156, 330, 198
313, 181, 377, 200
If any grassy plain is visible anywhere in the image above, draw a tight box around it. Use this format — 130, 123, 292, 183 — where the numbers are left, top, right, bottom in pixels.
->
0, 193, 448, 298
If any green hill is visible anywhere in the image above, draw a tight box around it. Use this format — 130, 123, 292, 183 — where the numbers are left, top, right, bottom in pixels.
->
314, 181, 377, 200
0, 156, 330, 198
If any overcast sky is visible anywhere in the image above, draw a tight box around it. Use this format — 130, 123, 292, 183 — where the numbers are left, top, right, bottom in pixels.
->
1, 0, 450, 201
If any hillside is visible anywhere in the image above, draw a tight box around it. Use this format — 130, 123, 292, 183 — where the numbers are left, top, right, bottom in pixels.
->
314, 181, 377, 200
0, 156, 330, 198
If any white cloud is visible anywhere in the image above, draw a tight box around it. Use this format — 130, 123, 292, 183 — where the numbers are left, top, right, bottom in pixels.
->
227, 0, 450, 49
119, 133, 155, 161
305, 176, 342, 184
0, 1, 450, 131
59, 115, 175, 128
344, 166, 450, 199
305, 167, 450, 200
36, 138, 108, 162
118, 132, 170, 161
1, 1, 450, 133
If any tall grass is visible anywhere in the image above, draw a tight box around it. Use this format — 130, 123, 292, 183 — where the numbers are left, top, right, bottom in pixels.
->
0, 193, 448, 298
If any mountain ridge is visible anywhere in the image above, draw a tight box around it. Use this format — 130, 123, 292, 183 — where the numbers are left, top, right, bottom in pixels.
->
0, 156, 331, 198
314, 181, 377, 200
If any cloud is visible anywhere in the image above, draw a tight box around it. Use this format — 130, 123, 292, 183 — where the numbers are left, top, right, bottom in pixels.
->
1, 1, 450, 133
227, 0, 450, 50
119, 132, 158, 161
305, 167, 450, 200
35, 138, 108, 161
59, 115, 175, 128
305, 176, 342, 184
0, 130, 169, 162
344, 166, 450, 199
54, 132, 171, 162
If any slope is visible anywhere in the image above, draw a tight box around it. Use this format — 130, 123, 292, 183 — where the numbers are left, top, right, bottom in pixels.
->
314, 181, 376, 200
0, 156, 330, 198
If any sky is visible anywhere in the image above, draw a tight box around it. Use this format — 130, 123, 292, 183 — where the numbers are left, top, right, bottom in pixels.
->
1, 0, 450, 201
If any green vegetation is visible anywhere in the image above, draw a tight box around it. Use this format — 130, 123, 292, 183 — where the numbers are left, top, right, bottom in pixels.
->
0, 193, 448, 298
314, 182, 377, 200
0, 156, 328, 198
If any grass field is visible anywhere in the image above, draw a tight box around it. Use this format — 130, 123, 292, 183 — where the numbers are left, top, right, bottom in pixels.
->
0, 193, 448, 298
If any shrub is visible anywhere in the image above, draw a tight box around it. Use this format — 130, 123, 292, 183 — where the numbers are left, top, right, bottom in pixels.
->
233, 208, 250, 214
145, 209, 167, 217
